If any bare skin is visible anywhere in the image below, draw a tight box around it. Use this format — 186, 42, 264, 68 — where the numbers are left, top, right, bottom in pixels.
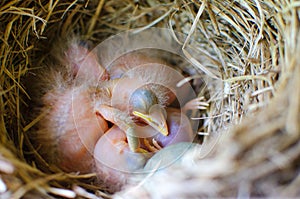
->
93, 125, 148, 192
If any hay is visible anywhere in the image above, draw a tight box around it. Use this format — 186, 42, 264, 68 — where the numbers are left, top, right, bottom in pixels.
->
0, 0, 299, 198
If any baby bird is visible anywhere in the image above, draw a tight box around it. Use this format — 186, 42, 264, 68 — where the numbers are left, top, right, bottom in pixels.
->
31, 39, 110, 173
106, 51, 200, 151
100, 52, 202, 153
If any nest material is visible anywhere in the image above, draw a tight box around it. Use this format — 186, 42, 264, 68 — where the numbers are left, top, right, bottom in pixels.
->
0, 0, 299, 198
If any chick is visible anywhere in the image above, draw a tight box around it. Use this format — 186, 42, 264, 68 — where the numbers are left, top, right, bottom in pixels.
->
102, 82, 199, 153
92, 78, 170, 153
30, 39, 110, 173
92, 103, 199, 191
107, 51, 200, 150
105, 52, 197, 151
93, 125, 148, 192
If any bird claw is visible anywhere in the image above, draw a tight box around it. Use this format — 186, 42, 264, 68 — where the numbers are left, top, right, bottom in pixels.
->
182, 96, 209, 113
152, 138, 163, 150
143, 138, 162, 152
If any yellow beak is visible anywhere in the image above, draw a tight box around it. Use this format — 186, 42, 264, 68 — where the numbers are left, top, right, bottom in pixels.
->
133, 105, 169, 136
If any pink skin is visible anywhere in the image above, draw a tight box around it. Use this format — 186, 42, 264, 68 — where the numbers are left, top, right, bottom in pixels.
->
92, 107, 194, 191
107, 52, 198, 124
40, 86, 108, 173
37, 42, 109, 174
65, 42, 109, 81
93, 126, 147, 192
107, 52, 177, 104
107, 52, 164, 79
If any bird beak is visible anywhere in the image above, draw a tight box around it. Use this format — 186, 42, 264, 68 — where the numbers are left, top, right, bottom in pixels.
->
133, 105, 169, 136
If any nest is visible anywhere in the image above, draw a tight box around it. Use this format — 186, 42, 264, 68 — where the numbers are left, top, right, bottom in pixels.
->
0, 0, 299, 198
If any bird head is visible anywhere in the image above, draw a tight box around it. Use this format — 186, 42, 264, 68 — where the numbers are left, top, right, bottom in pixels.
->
130, 88, 169, 136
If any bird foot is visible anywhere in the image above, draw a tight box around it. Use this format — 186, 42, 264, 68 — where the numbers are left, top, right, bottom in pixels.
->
182, 96, 209, 113
143, 138, 162, 152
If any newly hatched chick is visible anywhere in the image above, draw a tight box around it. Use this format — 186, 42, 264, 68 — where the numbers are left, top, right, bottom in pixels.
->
91, 106, 197, 191
30, 39, 109, 173
106, 51, 200, 151
87, 50, 199, 190
106, 52, 194, 149
94, 101, 194, 191
92, 104, 197, 191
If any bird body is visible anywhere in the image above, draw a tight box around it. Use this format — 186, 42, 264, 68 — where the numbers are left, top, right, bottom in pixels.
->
31, 39, 110, 173
105, 53, 198, 152
37, 85, 107, 173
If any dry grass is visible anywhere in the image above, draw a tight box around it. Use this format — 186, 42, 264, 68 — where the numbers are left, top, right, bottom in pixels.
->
0, 0, 299, 198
